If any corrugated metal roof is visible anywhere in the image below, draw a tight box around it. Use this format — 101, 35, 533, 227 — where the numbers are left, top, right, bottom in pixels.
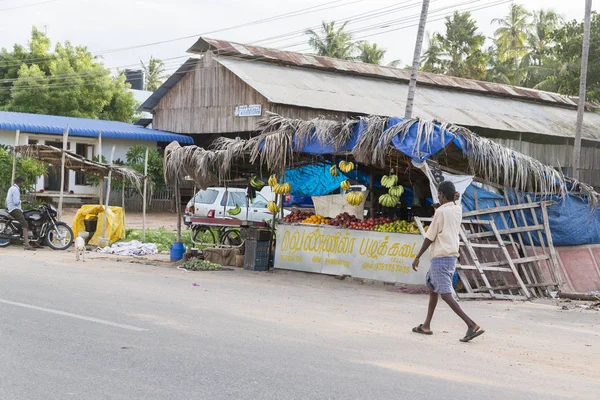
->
0, 111, 194, 144
215, 57, 600, 142
139, 58, 200, 112
189, 37, 587, 109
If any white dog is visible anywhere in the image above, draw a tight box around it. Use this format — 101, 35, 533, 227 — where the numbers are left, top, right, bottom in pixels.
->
75, 236, 86, 262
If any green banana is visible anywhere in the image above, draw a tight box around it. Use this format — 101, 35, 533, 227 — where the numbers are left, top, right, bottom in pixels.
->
228, 205, 242, 216
378, 194, 399, 208
389, 186, 404, 197
250, 176, 266, 189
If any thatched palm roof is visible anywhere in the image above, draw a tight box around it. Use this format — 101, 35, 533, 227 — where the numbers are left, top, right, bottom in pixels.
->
163, 113, 599, 205
15, 144, 145, 189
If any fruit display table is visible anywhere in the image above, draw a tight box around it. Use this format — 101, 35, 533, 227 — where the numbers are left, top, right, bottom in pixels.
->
275, 222, 430, 285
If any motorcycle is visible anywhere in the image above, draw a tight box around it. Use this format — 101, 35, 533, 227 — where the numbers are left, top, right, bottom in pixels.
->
0, 204, 74, 250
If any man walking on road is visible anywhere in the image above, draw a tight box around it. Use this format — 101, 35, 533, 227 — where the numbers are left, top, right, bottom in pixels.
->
411, 181, 484, 342
6, 177, 36, 250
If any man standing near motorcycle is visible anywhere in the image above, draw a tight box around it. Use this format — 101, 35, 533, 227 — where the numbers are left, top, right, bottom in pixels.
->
6, 177, 37, 250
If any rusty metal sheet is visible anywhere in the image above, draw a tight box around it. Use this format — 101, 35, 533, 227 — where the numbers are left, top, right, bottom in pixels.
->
188, 37, 593, 111
216, 56, 600, 142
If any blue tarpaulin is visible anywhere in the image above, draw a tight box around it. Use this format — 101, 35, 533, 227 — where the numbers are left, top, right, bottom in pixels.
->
284, 163, 345, 196
461, 184, 600, 246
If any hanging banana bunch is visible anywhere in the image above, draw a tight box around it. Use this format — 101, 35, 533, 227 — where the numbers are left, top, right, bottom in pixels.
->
346, 191, 365, 206
250, 176, 266, 189
273, 182, 292, 195
340, 180, 351, 191
381, 174, 398, 189
389, 185, 404, 197
267, 201, 280, 214
378, 194, 399, 208
338, 161, 355, 173
268, 174, 277, 187
329, 165, 339, 177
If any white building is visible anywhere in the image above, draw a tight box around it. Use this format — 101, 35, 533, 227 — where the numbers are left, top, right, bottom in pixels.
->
0, 111, 192, 202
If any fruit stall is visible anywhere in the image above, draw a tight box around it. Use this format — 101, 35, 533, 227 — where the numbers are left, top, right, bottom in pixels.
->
163, 113, 600, 294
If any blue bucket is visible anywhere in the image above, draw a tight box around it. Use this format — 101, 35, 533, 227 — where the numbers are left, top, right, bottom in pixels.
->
170, 242, 186, 262
452, 271, 459, 288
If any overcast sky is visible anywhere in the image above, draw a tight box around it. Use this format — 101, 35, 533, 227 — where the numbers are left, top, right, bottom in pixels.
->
1, 0, 597, 76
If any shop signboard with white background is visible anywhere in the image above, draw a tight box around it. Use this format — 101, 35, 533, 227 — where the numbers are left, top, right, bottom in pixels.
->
275, 224, 430, 284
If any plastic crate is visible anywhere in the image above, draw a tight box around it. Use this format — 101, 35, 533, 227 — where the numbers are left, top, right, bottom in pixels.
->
240, 227, 272, 241
244, 239, 270, 271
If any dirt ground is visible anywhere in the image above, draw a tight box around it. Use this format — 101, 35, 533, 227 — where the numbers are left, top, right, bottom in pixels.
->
62, 208, 179, 230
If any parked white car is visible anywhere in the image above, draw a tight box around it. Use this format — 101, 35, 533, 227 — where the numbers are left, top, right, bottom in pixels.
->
184, 187, 289, 224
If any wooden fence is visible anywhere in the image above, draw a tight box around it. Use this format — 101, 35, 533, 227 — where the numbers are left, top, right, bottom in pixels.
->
109, 186, 175, 213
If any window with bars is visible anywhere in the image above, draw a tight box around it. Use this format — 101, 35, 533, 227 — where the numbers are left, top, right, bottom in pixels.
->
75, 143, 94, 185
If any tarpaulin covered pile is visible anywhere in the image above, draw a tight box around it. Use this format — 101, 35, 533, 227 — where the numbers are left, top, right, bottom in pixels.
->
461, 184, 600, 246
72, 205, 125, 246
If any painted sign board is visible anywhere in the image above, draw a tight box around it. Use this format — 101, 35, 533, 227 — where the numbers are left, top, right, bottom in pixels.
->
275, 224, 430, 285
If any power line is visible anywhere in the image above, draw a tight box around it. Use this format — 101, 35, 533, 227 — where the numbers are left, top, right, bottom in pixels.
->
0, 0, 60, 11
0, 0, 420, 78
95, 0, 367, 56
0, 0, 515, 92
0, 0, 366, 68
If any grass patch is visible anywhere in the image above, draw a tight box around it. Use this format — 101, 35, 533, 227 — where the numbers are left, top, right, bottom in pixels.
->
125, 227, 195, 252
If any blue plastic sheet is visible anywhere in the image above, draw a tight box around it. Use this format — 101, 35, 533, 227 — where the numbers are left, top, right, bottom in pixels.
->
296, 117, 459, 161
284, 163, 345, 196
461, 184, 509, 230
509, 192, 600, 246
388, 118, 457, 162
461, 185, 600, 246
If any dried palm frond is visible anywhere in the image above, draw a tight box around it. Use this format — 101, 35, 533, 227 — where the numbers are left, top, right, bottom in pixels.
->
14, 144, 144, 191
248, 129, 294, 173
351, 115, 390, 166
210, 136, 250, 180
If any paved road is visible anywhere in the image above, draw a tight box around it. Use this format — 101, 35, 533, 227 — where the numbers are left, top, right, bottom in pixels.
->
0, 248, 598, 400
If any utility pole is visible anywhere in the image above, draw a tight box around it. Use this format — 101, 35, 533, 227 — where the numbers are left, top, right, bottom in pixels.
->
572, 0, 593, 181
404, 0, 430, 119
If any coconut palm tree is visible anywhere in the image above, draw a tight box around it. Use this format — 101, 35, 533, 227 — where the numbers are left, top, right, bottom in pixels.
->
355, 42, 385, 64
526, 9, 563, 66
305, 21, 356, 59
492, 4, 532, 71
141, 56, 166, 92
420, 33, 446, 74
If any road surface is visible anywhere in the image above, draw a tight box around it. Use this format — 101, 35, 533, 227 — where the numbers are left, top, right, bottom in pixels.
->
0, 247, 598, 399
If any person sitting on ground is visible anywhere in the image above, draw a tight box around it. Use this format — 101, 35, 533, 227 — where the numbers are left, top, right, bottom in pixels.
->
6, 177, 39, 250
411, 181, 484, 342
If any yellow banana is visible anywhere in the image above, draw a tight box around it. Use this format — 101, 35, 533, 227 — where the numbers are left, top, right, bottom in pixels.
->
340, 180, 350, 191
267, 201, 280, 214
268, 174, 277, 187
330, 165, 339, 177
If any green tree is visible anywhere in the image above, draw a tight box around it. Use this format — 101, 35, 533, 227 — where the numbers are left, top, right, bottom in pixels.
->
492, 4, 531, 73
0, 27, 136, 122
526, 9, 562, 66
420, 33, 446, 74
0, 146, 46, 205
485, 45, 516, 85
141, 56, 166, 91
125, 145, 165, 188
520, 10, 563, 88
420, 12, 487, 80
306, 21, 356, 59
438, 12, 487, 80
355, 42, 385, 64
540, 12, 600, 101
